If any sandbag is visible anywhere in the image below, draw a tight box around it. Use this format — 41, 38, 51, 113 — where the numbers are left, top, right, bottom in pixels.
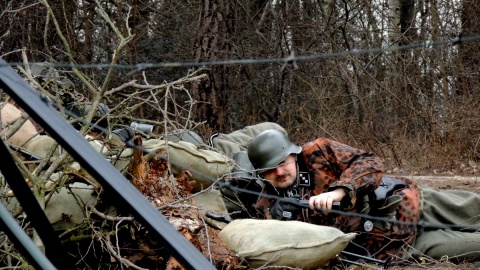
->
23, 134, 113, 160
193, 189, 231, 229
143, 139, 235, 191
1, 103, 37, 147
219, 219, 356, 269
4, 183, 99, 231
24, 134, 61, 158
211, 122, 286, 158
44, 183, 99, 231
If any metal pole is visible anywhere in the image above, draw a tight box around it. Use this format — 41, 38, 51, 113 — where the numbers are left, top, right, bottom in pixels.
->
0, 58, 215, 270
0, 199, 57, 270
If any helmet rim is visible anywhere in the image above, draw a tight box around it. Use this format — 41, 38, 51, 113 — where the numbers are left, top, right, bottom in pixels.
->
247, 129, 301, 173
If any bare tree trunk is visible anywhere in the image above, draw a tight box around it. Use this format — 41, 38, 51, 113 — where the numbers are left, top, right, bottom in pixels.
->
396, 0, 421, 137
388, 0, 401, 44
79, 0, 95, 63
430, 1, 449, 97
458, 0, 480, 96
192, 0, 234, 131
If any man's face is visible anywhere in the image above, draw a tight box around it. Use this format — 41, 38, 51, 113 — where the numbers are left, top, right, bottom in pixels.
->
261, 154, 297, 189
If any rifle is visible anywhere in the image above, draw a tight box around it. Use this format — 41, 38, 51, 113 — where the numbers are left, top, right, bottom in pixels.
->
298, 199, 341, 210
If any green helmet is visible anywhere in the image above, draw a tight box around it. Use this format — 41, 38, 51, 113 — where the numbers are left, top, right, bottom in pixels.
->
247, 129, 302, 173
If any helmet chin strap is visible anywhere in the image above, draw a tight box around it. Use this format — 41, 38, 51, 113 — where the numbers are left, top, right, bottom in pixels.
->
294, 155, 300, 186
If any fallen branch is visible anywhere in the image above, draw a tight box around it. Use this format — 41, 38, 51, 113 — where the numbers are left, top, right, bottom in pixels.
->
105, 74, 208, 96
89, 206, 134, 222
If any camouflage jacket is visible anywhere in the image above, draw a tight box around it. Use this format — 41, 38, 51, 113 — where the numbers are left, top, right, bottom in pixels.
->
255, 138, 421, 262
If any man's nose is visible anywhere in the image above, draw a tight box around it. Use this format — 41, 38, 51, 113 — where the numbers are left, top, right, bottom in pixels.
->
275, 166, 285, 175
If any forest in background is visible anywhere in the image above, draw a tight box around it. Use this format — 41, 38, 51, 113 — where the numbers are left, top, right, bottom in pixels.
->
1, 0, 479, 173
1, 1, 480, 269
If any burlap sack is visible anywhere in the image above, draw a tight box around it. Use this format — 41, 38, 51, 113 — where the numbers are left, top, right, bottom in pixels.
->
219, 219, 356, 269
44, 183, 99, 231
23, 134, 109, 160
211, 122, 286, 158
24, 134, 60, 158
193, 189, 231, 229
143, 139, 235, 191
5, 183, 99, 231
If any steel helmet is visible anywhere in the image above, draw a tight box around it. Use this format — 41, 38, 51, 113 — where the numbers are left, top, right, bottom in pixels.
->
247, 129, 302, 173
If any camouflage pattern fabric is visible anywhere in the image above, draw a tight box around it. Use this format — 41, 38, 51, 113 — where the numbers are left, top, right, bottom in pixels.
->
256, 138, 421, 262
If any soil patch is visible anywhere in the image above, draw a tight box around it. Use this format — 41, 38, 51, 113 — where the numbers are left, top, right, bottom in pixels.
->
408, 175, 480, 191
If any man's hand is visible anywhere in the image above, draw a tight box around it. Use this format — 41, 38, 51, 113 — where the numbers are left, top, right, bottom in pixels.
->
270, 196, 302, 220
309, 188, 346, 211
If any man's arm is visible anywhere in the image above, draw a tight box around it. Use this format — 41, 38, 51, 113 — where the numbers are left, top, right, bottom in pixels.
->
301, 138, 384, 209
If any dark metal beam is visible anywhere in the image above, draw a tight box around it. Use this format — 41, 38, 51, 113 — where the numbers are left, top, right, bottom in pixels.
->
0, 59, 215, 270
0, 140, 71, 269
0, 181, 57, 270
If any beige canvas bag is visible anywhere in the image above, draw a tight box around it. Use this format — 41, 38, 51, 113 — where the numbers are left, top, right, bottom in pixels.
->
219, 219, 356, 269
143, 139, 235, 191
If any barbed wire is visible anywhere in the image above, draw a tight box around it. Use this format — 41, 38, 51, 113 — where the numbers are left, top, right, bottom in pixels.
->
25, 96, 480, 234
114, 138, 480, 233
2, 35, 480, 71
4, 34, 480, 239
